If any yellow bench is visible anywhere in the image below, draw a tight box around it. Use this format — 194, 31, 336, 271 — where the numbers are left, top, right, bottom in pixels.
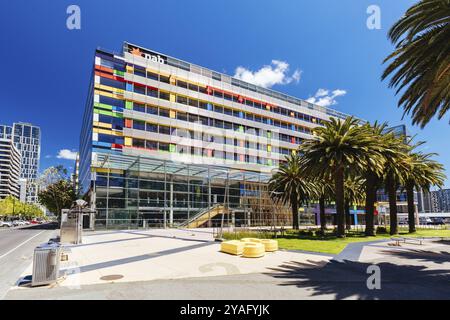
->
220, 240, 245, 255
240, 238, 262, 243
260, 239, 278, 252
242, 242, 265, 258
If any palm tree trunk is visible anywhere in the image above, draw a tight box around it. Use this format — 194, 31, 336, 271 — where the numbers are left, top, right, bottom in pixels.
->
292, 201, 299, 230
387, 175, 398, 235
335, 166, 346, 237
364, 172, 376, 236
319, 196, 326, 232
406, 181, 416, 233
345, 200, 351, 230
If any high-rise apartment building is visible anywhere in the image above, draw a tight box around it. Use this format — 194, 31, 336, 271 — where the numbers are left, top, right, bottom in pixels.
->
79, 42, 351, 229
0, 138, 21, 199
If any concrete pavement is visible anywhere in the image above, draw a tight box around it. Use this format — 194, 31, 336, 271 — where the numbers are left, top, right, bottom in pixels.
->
0, 223, 58, 299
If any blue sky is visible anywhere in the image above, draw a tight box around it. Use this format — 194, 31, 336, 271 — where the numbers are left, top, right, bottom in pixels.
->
0, 0, 449, 187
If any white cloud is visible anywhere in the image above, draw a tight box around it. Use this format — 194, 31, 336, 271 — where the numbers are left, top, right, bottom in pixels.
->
233, 60, 301, 88
306, 88, 347, 107
57, 149, 78, 160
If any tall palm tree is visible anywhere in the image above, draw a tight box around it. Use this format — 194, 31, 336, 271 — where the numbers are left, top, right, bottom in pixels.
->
382, 0, 450, 127
382, 136, 410, 235
299, 117, 383, 237
269, 153, 316, 230
402, 150, 446, 232
362, 122, 392, 236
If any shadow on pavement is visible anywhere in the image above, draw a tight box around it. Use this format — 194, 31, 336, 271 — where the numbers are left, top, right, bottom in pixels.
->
19, 222, 59, 230
265, 259, 450, 299
380, 249, 450, 265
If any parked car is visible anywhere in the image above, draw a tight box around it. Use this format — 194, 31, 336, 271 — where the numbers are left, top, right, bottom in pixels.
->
428, 218, 446, 225
12, 220, 26, 226
0, 221, 13, 228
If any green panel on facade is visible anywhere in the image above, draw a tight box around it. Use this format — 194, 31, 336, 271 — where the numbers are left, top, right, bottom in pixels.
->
94, 102, 113, 111
125, 101, 133, 110
169, 144, 176, 153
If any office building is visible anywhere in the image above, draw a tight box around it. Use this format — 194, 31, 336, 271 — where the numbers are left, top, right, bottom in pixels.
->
79, 42, 351, 229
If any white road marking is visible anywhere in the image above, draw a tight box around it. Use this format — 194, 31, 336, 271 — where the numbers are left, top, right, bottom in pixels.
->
0, 231, 45, 260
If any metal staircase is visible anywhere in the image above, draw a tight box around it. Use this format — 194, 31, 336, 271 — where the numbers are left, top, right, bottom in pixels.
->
179, 204, 227, 228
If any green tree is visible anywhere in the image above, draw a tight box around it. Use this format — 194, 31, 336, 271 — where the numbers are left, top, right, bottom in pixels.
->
299, 117, 383, 237
269, 153, 316, 230
344, 177, 365, 230
382, 0, 450, 127
402, 150, 446, 232
38, 180, 76, 217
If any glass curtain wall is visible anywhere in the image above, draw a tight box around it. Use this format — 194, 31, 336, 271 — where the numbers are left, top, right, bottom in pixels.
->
92, 153, 290, 229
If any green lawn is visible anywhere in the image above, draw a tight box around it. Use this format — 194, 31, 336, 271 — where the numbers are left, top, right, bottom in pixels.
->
222, 228, 450, 255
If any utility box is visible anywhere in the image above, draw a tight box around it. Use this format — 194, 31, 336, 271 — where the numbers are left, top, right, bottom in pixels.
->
60, 209, 82, 244
32, 242, 62, 287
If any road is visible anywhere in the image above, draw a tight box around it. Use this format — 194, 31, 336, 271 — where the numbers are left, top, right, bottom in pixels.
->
0, 223, 58, 299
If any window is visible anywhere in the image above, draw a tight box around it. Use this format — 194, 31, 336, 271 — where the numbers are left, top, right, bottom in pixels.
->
224, 108, 232, 116
199, 101, 208, 110
146, 123, 158, 132
99, 95, 125, 108
214, 105, 223, 113
147, 71, 159, 81
245, 113, 254, 121
245, 100, 254, 107
160, 75, 170, 84
133, 120, 145, 131
188, 83, 198, 92
188, 98, 198, 107
199, 86, 207, 94
133, 103, 146, 113
133, 85, 145, 95
147, 87, 158, 98
146, 140, 158, 150
177, 112, 187, 121
224, 93, 232, 101
100, 77, 125, 90
159, 108, 170, 118
177, 95, 188, 105
159, 125, 170, 135
159, 91, 170, 101
177, 80, 188, 89
159, 142, 170, 152
134, 67, 146, 77
146, 105, 158, 115
213, 90, 223, 99
133, 138, 145, 148
188, 114, 199, 123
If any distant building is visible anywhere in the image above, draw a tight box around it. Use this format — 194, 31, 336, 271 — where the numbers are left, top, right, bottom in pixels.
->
0, 122, 42, 203
0, 138, 21, 199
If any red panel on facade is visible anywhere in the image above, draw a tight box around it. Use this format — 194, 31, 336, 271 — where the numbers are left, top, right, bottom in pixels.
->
125, 119, 132, 128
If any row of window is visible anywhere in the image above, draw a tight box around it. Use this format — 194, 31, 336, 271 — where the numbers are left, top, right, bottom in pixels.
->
129, 119, 297, 154
97, 72, 314, 135
130, 101, 309, 140
129, 65, 325, 126
95, 99, 305, 146
131, 136, 281, 166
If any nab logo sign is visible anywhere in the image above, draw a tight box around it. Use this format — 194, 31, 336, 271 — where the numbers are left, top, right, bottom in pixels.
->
129, 47, 165, 64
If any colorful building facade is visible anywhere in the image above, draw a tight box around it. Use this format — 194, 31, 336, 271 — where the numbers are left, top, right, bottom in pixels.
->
79, 42, 350, 229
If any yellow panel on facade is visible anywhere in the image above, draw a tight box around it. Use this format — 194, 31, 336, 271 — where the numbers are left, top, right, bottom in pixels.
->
126, 65, 134, 73
170, 94, 176, 102
125, 137, 132, 146
170, 76, 176, 85
169, 110, 176, 118
267, 145, 272, 152
94, 122, 112, 129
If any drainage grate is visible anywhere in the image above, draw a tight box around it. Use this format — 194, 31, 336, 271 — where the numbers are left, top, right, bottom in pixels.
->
100, 274, 124, 281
